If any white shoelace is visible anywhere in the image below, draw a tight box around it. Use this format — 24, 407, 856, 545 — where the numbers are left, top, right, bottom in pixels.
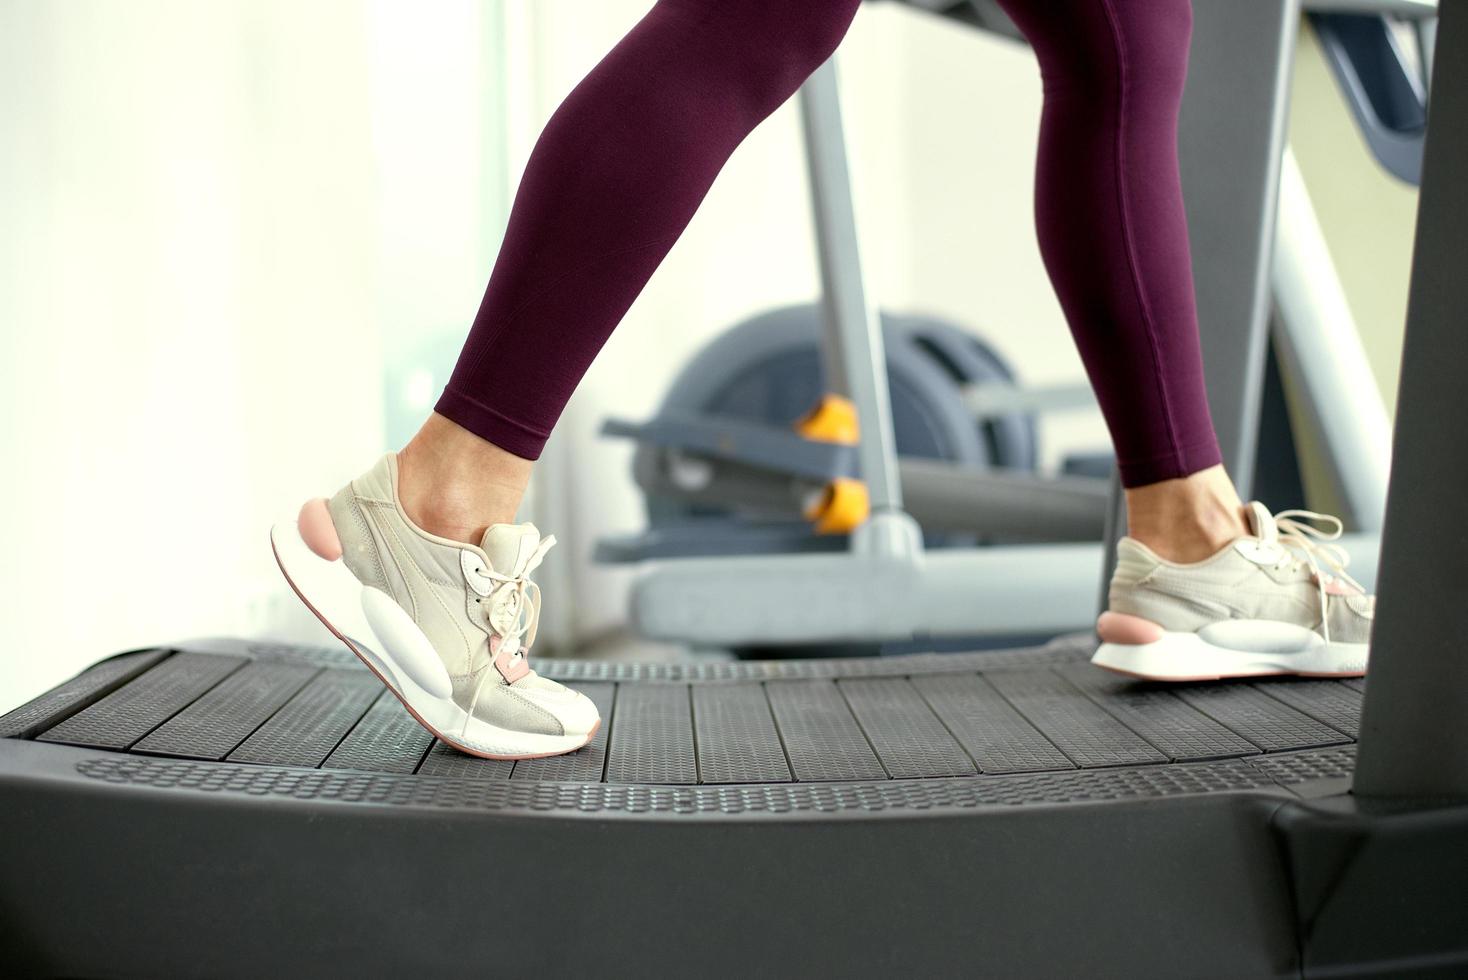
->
1259, 508, 1363, 644
462, 535, 556, 732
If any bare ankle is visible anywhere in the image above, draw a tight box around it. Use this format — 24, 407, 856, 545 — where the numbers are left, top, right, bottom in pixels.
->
397, 413, 532, 545
1124, 465, 1249, 563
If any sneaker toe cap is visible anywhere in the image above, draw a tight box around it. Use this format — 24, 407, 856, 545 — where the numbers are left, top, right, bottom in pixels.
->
511, 683, 601, 737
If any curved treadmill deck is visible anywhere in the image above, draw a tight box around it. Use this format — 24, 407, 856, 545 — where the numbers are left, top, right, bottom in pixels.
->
0, 636, 1455, 979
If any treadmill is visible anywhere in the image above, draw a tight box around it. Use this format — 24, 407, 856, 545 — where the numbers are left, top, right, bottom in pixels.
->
2, 1, 1465, 977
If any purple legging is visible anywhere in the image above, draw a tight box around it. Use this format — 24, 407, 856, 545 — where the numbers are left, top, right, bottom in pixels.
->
436, 0, 1222, 488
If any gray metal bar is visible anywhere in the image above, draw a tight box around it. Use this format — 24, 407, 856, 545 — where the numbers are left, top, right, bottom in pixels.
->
1271, 148, 1392, 530
798, 59, 905, 516
897, 458, 1108, 540
1354, 0, 1468, 799
1098, 475, 1126, 618
1179, 0, 1300, 496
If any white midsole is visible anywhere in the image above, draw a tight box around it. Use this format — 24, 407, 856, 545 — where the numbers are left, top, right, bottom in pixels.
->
270, 519, 589, 758
1092, 621, 1369, 680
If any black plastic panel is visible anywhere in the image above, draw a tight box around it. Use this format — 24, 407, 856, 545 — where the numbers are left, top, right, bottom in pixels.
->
38, 653, 244, 750
65, 749, 1300, 813
984, 669, 1168, 767
910, 673, 1074, 774
0, 649, 168, 739
690, 683, 791, 784
1174, 683, 1352, 752
227, 669, 381, 767
322, 692, 434, 774
1253, 679, 1363, 738
417, 741, 514, 779
1057, 665, 1259, 762
605, 683, 697, 785
765, 680, 887, 782
134, 662, 319, 760
837, 678, 975, 778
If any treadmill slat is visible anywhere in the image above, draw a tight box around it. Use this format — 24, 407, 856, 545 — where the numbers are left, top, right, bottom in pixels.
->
418, 741, 514, 779
0, 649, 168, 739
227, 668, 380, 767
691, 684, 792, 784
513, 683, 617, 782
1252, 679, 1363, 738
1174, 683, 1352, 752
605, 683, 696, 785
38, 652, 245, 750
765, 680, 886, 782
1056, 665, 1259, 762
984, 669, 1168, 768
322, 692, 435, 774
133, 661, 319, 760
911, 673, 1073, 774
838, 678, 975, 778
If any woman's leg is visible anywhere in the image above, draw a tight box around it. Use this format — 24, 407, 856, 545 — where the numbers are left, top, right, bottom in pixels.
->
995, 0, 1248, 561
996, 0, 1373, 679
403, 0, 862, 544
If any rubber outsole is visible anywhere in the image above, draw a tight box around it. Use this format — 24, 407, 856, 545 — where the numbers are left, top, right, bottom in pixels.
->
270, 523, 597, 761
1091, 631, 1369, 683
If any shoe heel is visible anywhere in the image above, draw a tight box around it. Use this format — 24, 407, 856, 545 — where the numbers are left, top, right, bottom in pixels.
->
1096, 611, 1164, 645
298, 497, 343, 561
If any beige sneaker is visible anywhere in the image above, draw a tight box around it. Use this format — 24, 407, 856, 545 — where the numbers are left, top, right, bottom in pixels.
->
270, 453, 600, 759
1092, 502, 1373, 681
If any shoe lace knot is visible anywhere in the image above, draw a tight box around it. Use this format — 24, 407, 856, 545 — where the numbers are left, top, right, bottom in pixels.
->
1259, 508, 1363, 643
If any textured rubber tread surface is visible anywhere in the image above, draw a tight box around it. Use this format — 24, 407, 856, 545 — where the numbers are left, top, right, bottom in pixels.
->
837, 678, 976, 778
690, 683, 792, 784
38, 653, 244, 750
417, 741, 514, 779
605, 683, 697, 785
984, 669, 1168, 768
0, 649, 168, 739
512, 683, 616, 782
1247, 745, 1355, 785
1056, 665, 1260, 762
67, 750, 1302, 814
910, 673, 1073, 774
227, 669, 381, 767
765, 680, 887, 782
1252, 679, 1363, 738
1173, 682, 1353, 752
7, 638, 1371, 801
133, 661, 319, 760
322, 691, 435, 774
178, 634, 1094, 681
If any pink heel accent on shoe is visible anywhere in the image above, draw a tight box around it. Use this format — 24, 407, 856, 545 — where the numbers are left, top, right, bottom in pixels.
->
1097, 611, 1165, 645
298, 498, 344, 561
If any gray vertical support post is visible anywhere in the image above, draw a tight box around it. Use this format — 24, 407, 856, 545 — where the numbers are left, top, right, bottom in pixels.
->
1354, 0, 1468, 800
1098, 475, 1126, 617
1180, 0, 1298, 493
798, 59, 905, 517
1098, 0, 1299, 611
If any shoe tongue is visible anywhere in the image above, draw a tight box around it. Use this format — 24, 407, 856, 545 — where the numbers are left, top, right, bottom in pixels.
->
1245, 501, 1276, 541
479, 522, 541, 577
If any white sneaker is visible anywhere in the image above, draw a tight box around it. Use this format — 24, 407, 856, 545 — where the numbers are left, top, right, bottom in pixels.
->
270, 453, 600, 759
1092, 502, 1373, 681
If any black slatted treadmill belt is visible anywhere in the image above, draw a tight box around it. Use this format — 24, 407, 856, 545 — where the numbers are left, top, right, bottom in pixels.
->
9, 640, 1364, 789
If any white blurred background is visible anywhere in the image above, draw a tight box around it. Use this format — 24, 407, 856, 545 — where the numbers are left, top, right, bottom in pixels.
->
0, 0, 1415, 711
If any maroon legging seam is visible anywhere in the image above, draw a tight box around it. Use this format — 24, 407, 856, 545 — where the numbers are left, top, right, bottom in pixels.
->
1099, 0, 1187, 479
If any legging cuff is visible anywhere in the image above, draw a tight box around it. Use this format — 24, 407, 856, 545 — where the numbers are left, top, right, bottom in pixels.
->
435, 386, 550, 462
1117, 436, 1224, 489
